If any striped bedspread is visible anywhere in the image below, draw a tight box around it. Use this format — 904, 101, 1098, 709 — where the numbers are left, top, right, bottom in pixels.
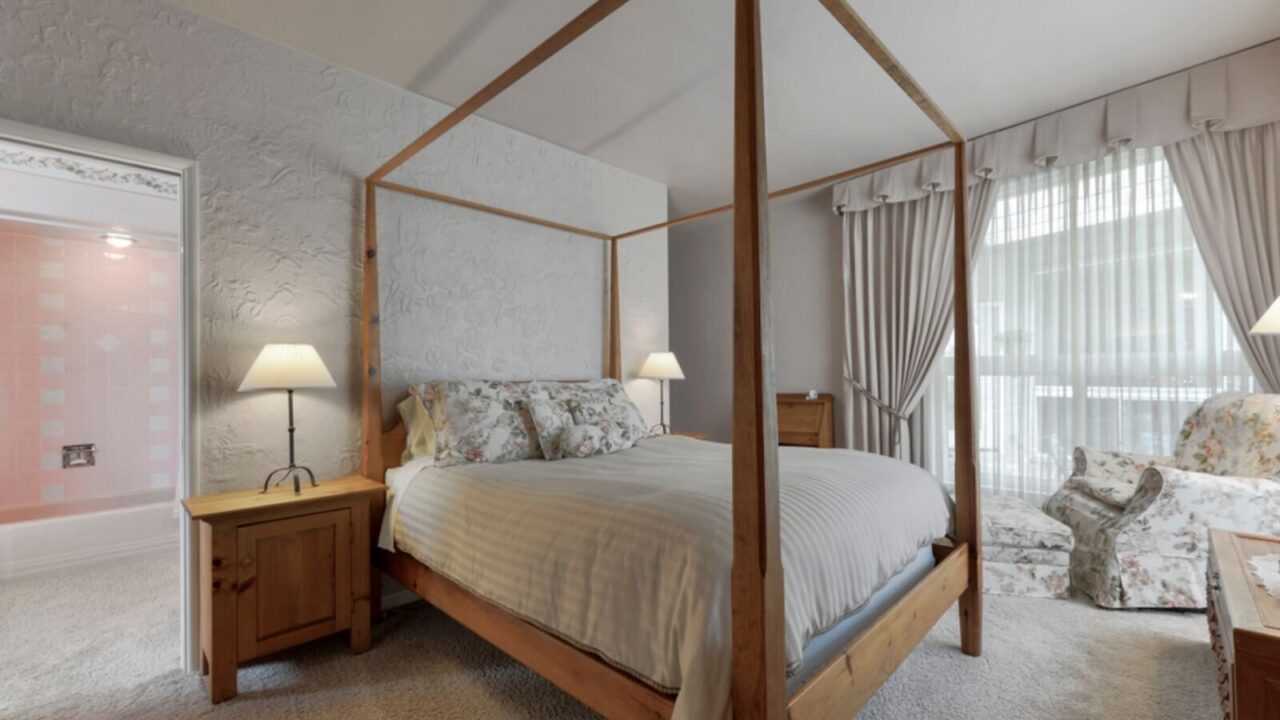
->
384, 434, 951, 720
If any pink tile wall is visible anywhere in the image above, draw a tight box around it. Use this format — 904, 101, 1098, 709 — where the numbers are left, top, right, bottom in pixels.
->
0, 230, 181, 510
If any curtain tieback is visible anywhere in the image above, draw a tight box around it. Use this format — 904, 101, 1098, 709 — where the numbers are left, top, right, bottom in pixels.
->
843, 373, 908, 456
842, 373, 908, 421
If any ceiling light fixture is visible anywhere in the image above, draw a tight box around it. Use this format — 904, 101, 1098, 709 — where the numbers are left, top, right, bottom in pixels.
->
102, 232, 134, 248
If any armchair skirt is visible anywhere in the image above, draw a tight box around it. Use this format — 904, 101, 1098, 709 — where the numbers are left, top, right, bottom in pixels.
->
1044, 393, 1280, 609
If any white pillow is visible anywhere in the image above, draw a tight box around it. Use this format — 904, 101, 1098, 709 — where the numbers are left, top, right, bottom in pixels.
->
396, 393, 436, 465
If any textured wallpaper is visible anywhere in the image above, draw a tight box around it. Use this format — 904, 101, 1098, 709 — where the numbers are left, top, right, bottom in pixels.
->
0, 0, 667, 492
378, 192, 606, 411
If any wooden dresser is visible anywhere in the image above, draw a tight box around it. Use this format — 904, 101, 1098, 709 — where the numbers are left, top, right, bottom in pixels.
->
777, 393, 834, 448
1207, 529, 1280, 719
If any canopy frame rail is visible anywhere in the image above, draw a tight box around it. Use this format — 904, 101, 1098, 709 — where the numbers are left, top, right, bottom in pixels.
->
359, 0, 983, 717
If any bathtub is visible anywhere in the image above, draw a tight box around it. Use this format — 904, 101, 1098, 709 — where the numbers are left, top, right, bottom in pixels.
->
0, 501, 178, 580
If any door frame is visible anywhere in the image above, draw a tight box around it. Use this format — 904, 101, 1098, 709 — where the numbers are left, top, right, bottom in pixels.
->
0, 117, 201, 672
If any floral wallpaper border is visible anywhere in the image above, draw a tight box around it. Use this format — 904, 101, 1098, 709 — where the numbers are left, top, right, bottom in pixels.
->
0, 139, 179, 197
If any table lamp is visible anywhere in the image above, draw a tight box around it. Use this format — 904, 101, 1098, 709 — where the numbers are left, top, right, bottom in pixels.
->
239, 344, 336, 494
1251, 295, 1280, 335
639, 351, 684, 435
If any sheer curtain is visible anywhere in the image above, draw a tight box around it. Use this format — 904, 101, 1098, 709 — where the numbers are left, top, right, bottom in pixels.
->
922, 145, 1256, 503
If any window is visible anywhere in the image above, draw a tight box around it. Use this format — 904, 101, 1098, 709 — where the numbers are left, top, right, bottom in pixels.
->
923, 145, 1256, 502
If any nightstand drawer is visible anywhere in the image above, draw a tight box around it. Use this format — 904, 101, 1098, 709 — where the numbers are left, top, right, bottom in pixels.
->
237, 509, 352, 662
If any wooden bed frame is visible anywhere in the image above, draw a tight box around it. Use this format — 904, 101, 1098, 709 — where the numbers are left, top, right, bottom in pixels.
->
360, 1, 982, 718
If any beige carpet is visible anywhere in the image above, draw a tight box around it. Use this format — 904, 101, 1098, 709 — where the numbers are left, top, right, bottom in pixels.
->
0, 549, 1220, 720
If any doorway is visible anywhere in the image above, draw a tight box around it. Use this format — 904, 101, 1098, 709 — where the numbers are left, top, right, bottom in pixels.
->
0, 118, 197, 671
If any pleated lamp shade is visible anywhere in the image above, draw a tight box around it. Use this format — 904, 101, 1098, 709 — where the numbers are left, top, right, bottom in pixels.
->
239, 344, 336, 391
1252, 295, 1280, 335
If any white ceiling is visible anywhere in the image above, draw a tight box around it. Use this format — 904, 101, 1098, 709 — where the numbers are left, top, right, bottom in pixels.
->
169, 0, 1280, 215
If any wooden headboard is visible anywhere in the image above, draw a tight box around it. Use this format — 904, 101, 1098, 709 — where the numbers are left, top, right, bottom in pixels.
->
382, 422, 408, 471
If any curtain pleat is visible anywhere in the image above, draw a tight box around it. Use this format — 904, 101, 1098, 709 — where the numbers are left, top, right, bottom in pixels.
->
840, 180, 998, 458
1164, 122, 1280, 392
922, 145, 1257, 502
834, 39, 1280, 213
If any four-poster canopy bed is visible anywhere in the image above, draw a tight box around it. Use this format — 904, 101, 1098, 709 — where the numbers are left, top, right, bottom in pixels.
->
359, 0, 982, 717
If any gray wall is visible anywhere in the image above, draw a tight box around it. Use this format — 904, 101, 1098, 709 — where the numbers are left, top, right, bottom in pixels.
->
669, 189, 845, 445
0, 0, 667, 492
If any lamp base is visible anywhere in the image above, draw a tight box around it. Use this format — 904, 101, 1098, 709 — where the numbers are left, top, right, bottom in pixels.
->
261, 464, 318, 495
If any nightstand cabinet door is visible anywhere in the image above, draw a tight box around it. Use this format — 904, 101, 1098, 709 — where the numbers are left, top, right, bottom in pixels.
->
236, 509, 352, 662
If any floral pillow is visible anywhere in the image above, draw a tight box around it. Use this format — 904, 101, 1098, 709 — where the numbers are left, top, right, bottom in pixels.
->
553, 379, 649, 438
526, 394, 575, 460
417, 380, 543, 467
561, 423, 635, 459
528, 380, 650, 459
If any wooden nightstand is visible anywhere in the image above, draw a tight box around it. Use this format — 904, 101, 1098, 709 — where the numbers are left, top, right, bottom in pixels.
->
671, 431, 710, 440
182, 475, 384, 703
777, 393, 834, 448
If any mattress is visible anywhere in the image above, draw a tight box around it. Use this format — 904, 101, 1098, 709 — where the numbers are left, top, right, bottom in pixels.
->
381, 435, 951, 720
786, 546, 936, 693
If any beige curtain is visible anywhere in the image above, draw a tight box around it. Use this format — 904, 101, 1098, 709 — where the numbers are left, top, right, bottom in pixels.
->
1165, 122, 1280, 392
841, 181, 998, 457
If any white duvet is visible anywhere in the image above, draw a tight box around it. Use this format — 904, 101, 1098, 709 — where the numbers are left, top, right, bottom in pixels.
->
382, 435, 951, 719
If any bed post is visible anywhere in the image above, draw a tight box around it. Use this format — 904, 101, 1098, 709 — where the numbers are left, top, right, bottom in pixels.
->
950, 141, 983, 656
361, 180, 384, 482
731, 0, 786, 717
609, 237, 622, 381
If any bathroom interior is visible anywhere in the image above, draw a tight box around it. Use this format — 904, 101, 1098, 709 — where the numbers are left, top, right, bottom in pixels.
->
0, 136, 185, 580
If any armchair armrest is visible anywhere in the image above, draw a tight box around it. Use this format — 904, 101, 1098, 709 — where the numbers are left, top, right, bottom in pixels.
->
1073, 447, 1172, 484
1120, 466, 1280, 556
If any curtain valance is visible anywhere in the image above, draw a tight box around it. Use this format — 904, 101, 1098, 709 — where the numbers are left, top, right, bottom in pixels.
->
834, 39, 1280, 213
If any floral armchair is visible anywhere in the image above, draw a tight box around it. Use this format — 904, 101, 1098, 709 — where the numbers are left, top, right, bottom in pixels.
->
1044, 392, 1280, 609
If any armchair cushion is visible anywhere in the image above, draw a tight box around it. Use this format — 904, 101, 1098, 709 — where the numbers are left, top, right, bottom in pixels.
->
1125, 466, 1280, 558
982, 495, 1074, 552
1173, 392, 1280, 478
1070, 447, 1172, 509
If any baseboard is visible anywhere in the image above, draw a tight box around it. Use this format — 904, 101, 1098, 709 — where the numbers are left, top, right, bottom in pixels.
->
1, 534, 178, 580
